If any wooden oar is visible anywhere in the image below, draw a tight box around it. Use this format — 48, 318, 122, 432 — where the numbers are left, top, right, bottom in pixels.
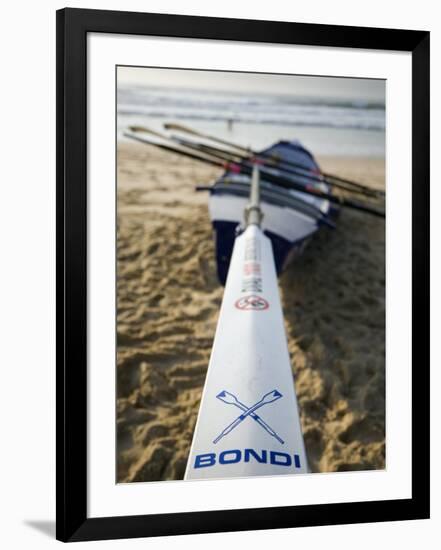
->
128, 126, 381, 201
129, 125, 243, 165
123, 131, 385, 219
171, 135, 383, 199
164, 122, 385, 198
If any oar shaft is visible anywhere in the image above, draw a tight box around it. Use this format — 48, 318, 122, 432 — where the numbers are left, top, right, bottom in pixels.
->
323, 172, 384, 195
168, 126, 327, 184
240, 165, 385, 218
124, 132, 224, 168
254, 167, 385, 218
165, 122, 385, 197
177, 137, 243, 164
129, 126, 382, 203
124, 131, 384, 218
164, 122, 251, 154
179, 136, 382, 198
245, 165, 263, 227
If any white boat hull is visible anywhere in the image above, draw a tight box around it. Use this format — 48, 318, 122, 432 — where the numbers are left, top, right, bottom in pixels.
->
185, 224, 308, 480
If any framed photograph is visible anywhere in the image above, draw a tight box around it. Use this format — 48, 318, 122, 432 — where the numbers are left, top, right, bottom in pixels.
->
56, 8, 430, 542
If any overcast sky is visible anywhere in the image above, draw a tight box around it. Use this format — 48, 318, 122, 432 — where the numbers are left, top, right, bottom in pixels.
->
118, 66, 385, 104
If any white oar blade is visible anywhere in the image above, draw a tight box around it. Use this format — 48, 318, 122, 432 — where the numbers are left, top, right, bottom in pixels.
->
185, 224, 308, 480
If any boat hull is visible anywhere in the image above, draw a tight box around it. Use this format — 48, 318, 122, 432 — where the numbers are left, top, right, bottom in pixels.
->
205, 140, 335, 284
210, 197, 316, 284
185, 225, 308, 479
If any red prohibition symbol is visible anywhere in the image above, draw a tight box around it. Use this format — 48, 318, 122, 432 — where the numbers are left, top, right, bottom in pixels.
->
234, 295, 270, 311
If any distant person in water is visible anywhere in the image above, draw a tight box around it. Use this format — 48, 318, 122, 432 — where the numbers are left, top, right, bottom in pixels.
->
227, 118, 233, 131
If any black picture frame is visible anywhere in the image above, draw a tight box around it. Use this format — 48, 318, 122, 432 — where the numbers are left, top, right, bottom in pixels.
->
56, 7, 430, 542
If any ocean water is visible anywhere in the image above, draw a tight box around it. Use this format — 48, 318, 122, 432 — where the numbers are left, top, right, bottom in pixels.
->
117, 85, 385, 157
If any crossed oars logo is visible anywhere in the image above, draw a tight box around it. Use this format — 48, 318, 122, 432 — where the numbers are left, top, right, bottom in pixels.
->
213, 390, 284, 445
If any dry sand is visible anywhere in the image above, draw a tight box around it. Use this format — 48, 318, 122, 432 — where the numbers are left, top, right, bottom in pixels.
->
116, 141, 385, 482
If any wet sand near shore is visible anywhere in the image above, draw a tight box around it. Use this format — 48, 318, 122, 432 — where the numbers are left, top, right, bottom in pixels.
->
116, 141, 385, 482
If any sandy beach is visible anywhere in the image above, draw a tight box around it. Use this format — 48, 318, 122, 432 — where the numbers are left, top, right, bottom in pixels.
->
116, 141, 385, 482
